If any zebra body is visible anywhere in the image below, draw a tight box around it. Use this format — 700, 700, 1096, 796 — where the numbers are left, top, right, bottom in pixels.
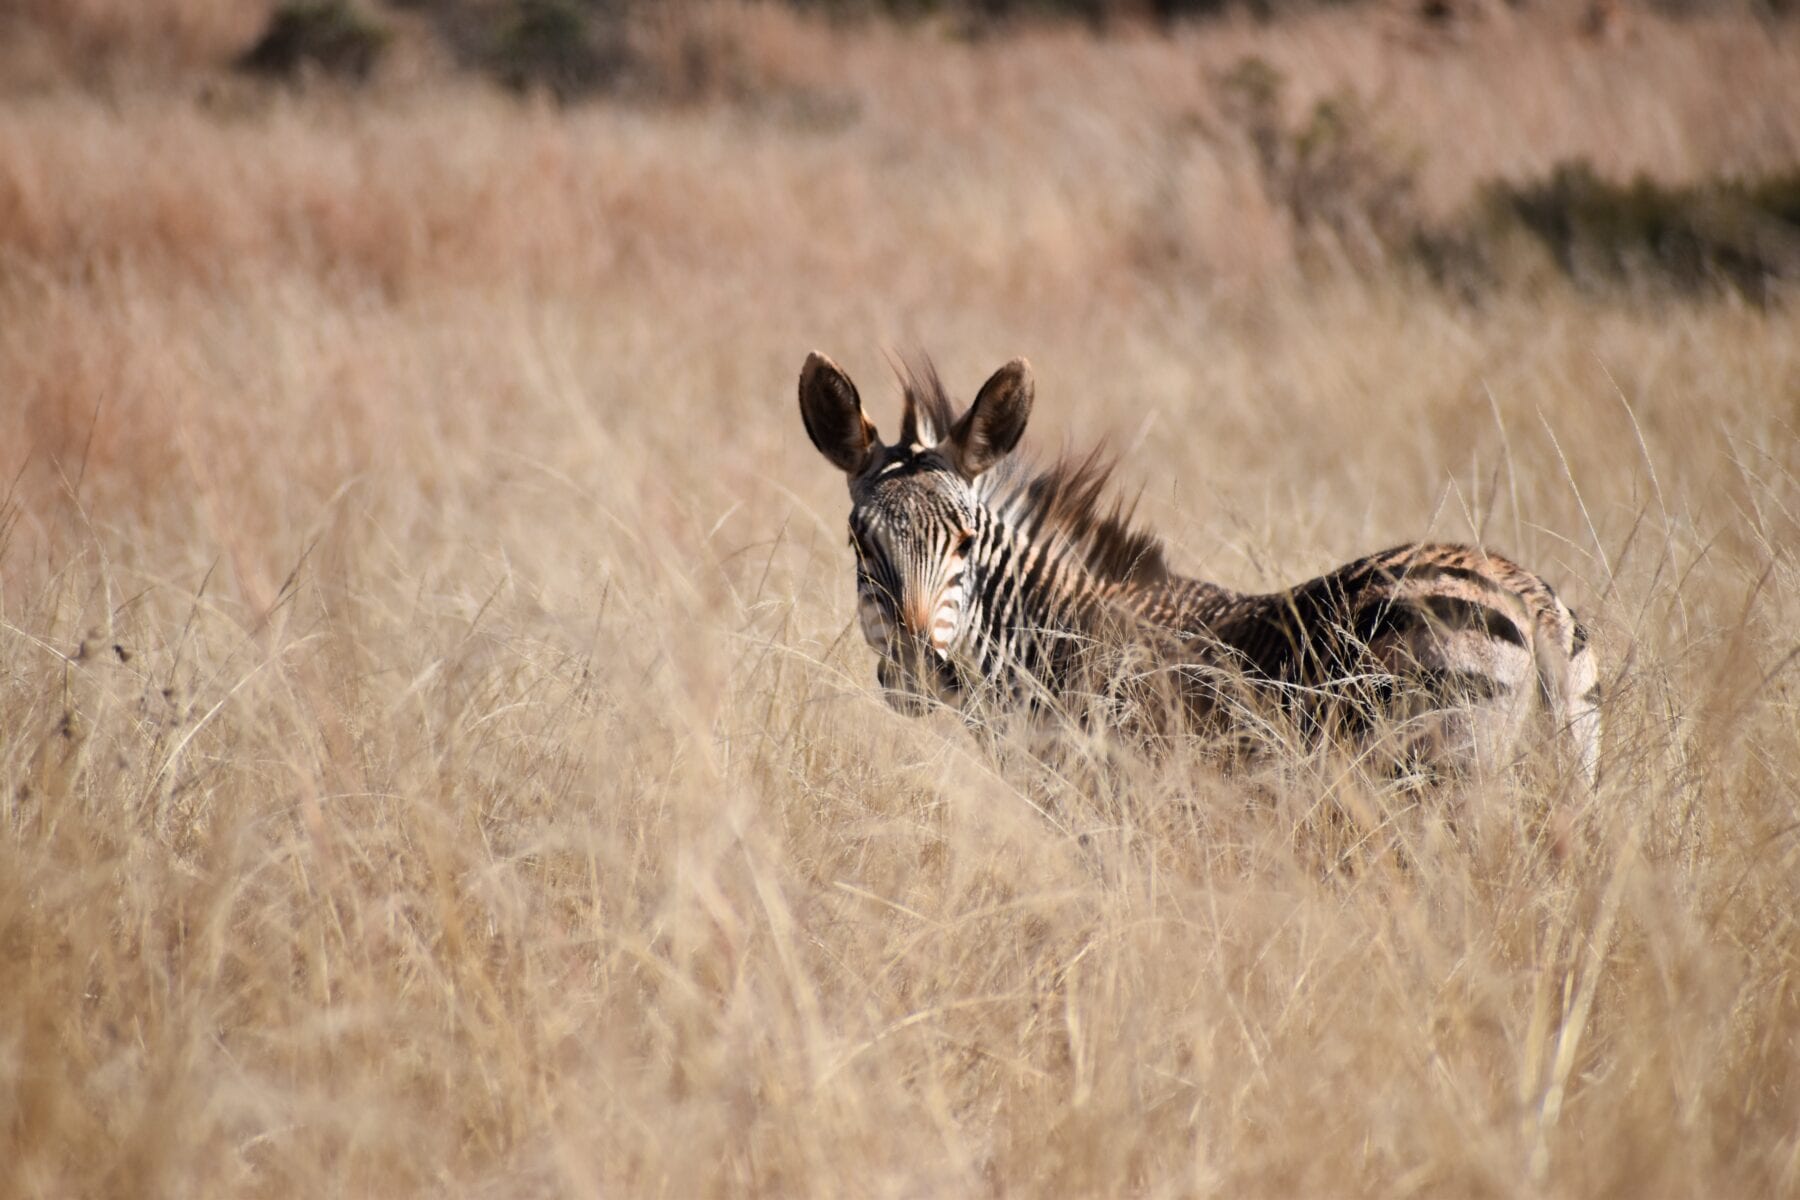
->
801, 352, 1600, 781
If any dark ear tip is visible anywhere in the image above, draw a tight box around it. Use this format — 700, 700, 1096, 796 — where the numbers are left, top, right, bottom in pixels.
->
989, 357, 1033, 393
801, 350, 840, 382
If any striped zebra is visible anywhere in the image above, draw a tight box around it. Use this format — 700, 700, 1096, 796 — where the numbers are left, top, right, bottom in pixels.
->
799, 352, 1601, 782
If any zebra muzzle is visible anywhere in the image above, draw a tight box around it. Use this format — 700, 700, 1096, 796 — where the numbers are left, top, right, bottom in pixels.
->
877, 639, 964, 713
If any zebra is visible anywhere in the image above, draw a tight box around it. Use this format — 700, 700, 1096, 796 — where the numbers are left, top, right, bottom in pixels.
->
799, 351, 1602, 783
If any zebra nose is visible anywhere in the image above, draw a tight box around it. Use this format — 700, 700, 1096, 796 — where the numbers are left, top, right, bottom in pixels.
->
900, 599, 933, 643
902, 596, 957, 653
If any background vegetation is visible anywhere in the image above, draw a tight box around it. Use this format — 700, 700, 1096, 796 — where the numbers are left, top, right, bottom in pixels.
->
2, 1, 1797, 1195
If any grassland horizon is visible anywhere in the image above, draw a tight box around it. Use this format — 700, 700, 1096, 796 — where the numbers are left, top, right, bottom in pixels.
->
3, 3, 1798, 1196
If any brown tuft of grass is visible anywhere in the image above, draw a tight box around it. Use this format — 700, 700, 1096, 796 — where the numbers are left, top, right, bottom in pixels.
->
2, 4, 1799, 1196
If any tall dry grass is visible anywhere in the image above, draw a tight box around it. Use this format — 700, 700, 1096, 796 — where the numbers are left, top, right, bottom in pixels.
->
3, 5, 1799, 1197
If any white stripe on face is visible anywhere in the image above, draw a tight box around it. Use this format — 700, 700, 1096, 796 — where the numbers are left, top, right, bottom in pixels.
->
929, 548, 968, 653
930, 586, 960, 653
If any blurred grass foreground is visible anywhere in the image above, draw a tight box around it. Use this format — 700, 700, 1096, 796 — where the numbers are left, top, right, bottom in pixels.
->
2, 1, 1798, 1196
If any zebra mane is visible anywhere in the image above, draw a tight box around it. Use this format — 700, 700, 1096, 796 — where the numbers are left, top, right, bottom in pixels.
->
896, 355, 958, 447
893, 358, 1168, 588
990, 446, 1171, 587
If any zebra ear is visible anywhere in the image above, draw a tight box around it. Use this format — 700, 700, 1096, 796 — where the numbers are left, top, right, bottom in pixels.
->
947, 358, 1033, 478
799, 352, 880, 476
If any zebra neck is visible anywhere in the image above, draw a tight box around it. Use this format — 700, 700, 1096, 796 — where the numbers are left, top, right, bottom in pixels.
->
966, 523, 1119, 677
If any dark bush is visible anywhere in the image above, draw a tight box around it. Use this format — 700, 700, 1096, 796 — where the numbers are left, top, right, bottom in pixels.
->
481, 0, 637, 100
397, 0, 844, 108
1491, 162, 1800, 303
237, 1, 391, 81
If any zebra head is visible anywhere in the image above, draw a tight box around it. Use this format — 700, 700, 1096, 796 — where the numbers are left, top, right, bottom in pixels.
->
798, 352, 1033, 714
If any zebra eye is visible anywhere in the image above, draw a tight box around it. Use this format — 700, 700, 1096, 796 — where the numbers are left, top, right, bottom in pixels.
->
954, 529, 974, 557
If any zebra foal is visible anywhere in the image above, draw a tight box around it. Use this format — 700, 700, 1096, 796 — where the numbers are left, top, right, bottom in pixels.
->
799, 351, 1601, 782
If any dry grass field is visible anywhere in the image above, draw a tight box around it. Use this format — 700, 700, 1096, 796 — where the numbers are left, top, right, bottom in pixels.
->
3, 3, 1800, 1196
